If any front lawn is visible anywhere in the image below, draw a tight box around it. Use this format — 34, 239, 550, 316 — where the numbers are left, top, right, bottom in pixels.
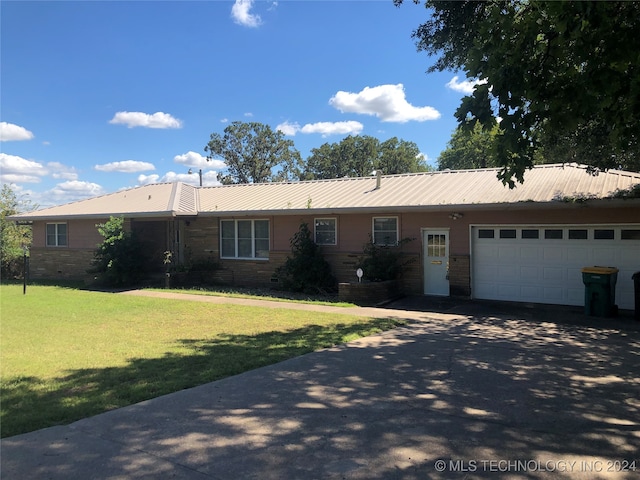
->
0, 284, 404, 438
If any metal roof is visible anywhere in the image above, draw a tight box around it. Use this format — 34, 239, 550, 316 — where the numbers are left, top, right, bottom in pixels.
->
10, 164, 640, 220
11, 182, 198, 221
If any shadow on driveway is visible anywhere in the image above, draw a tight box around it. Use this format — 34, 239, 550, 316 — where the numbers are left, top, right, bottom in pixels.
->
2, 298, 640, 479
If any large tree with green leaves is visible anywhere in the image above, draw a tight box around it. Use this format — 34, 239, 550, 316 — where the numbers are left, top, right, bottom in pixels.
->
205, 121, 302, 184
378, 137, 430, 175
438, 121, 502, 170
0, 184, 34, 278
395, 0, 640, 184
303, 135, 430, 180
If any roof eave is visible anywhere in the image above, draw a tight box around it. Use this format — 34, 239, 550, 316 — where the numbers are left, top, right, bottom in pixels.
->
194, 197, 640, 217
7, 211, 195, 222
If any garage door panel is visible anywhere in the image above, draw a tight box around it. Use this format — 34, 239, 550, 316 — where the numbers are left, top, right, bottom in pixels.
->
519, 246, 541, 261
591, 248, 617, 264
544, 287, 565, 302
568, 247, 590, 263
498, 284, 520, 298
472, 226, 639, 309
475, 283, 498, 298
520, 266, 540, 283
543, 248, 564, 262
498, 246, 517, 260
621, 247, 640, 262
474, 265, 498, 282
543, 267, 564, 282
498, 265, 518, 280
522, 285, 543, 300
567, 288, 584, 305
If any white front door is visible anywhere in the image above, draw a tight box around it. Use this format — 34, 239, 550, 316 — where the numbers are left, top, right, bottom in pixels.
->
424, 230, 450, 296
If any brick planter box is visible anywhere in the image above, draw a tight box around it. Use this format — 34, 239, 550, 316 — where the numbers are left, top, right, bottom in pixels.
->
338, 280, 400, 306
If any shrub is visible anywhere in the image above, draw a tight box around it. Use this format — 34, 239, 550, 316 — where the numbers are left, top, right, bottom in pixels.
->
88, 216, 150, 287
356, 236, 415, 282
277, 222, 336, 294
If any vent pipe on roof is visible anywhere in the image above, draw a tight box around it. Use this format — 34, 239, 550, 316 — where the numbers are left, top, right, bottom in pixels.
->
375, 170, 382, 189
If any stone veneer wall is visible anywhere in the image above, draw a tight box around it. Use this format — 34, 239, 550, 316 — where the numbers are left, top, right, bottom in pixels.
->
183, 218, 219, 262
338, 280, 400, 306
29, 248, 96, 282
211, 251, 471, 299
448, 254, 471, 297
28, 218, 473, 298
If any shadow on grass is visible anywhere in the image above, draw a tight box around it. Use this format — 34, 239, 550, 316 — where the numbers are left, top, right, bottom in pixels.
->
0, 317, 405, 438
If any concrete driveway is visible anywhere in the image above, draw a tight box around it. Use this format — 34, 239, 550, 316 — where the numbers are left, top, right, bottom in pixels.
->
2, 295, 639, 479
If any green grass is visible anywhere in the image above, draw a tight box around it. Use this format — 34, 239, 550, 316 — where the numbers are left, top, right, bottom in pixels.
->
0, 284, 404, 438
145, 285, 357, 307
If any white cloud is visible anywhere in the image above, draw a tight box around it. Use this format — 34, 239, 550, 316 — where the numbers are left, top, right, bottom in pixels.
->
94, 160, 156, 173
221, 118, 229, 123
109, 111, 183, 129
48, 162, 78, 181
446, 76, 488, 95
174, 151, 226, 170
231, 0, 262, 27
0, 122, 34, 141
276, 121, 301, 136
301, 121, 364, 137
329, 84, 440, 123
137, 174, 161, 185
244, 112, 253, 118
0, 153, 48, 183
417, 152, 430, 162
277, 120, 363, 137
40, 181, 105, 207
138, 170, 221, 188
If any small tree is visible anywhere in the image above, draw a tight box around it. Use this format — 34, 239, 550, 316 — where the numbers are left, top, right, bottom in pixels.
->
89, 216, 149, 287
357, 236, 415, 282
0, 184, 34, 279
276, 222, 335, 294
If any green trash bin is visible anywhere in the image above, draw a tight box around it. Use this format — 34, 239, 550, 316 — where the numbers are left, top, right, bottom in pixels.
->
581, 267, 619, 317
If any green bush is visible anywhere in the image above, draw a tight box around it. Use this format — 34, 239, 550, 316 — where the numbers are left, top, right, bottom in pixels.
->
88, 216, 150, 287
357, 236, 415, 282
0, 184, 33, 279
277, 222, 336, 294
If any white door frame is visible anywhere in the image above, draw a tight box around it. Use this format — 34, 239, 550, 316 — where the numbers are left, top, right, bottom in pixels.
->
423, 228, 450, 296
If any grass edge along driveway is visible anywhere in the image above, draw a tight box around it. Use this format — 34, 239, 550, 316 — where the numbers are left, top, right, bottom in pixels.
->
0, 285, 405, 438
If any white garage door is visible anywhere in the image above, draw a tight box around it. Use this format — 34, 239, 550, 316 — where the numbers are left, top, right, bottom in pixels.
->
472, 225, 640, 310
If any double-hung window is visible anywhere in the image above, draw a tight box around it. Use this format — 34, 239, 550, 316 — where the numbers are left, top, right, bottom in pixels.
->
314, 218, 336, 245
372, 217, 398, 245
221, 219, 269, 259
46, 223, 68, 247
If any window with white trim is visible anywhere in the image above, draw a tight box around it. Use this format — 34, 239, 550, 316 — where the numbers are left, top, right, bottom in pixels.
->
373, 217, 398, 245
314, 218, 336, 245
46, 223, 68, 247
220, 219, 269, 259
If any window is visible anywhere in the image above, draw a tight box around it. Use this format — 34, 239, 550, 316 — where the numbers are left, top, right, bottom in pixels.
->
478, 229, 495, 239
544, 229, 563, 239
594, 229, 615, 240
622, 229, 640, 240
568, 229, 588, 240
46, 223, 67, 247
427, 234, 447, 257
373, 217, 398, 245
314, 218, 336, 245
521, 229, 539, 239
499, 229, 517, 239
220, 219, 269, 259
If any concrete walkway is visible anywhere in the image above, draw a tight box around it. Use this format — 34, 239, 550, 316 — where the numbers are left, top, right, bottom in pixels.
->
2, 293, 639, 479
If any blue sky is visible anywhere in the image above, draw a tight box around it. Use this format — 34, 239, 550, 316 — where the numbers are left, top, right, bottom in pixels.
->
1, 0, 479, 208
